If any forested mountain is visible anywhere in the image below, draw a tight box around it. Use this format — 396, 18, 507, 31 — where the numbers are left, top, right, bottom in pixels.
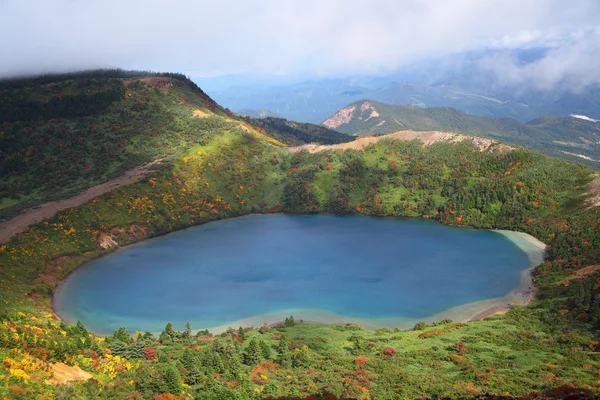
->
0, 71, 599, 399
323, 100, 600, 169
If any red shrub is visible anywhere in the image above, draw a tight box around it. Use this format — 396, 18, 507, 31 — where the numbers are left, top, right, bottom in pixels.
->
382, 348, 396, 356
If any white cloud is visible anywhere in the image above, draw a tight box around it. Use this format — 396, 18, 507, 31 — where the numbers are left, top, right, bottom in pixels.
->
479, 28, 600, 91
0, 0, 599, 87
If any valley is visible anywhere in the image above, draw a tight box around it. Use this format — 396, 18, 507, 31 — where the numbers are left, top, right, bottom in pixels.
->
0, 71, 599, 399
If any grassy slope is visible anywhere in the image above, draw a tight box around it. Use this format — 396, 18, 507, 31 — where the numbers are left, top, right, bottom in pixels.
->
0, 74, 599, 399
324, 100, 600, 169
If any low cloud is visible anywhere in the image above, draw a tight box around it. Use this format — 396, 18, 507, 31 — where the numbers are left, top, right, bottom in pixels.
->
479, 29, 600, 92
1, 0, 599, 92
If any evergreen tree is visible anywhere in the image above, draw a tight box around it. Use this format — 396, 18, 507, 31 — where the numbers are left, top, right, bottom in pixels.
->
276, 337, 292, 368
126, 338, 146, 359
186, 364, 202, 386
237, 326, 246, 340
243, 338, 262, 365
158, 352, 170, 363
227, 352, 243, 378
76, 321, 88, 336
181, 349, 197, 371
109, 340, 127, 356
162, 364, 183, 395
259, 340, 272, 360
159, 322, 177, 344
113, 326, 131, 343
184, 321, 192, 339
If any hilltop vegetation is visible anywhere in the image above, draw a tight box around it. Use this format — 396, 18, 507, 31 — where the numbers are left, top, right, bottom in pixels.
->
0, 71, 345, 219
322, 100, 600, 169
0, 72, 599, 399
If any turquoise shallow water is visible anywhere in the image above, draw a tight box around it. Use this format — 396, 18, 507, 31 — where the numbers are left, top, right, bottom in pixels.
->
54, 214, 535, 334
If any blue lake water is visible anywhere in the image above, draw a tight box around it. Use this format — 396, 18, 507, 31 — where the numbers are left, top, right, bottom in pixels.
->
54, 214, 537, 334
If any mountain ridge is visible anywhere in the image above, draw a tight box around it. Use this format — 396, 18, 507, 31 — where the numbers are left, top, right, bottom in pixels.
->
322, 99, 600, 169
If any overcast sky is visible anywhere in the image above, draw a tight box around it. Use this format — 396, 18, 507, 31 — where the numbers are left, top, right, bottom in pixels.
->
1, 0, 599, 88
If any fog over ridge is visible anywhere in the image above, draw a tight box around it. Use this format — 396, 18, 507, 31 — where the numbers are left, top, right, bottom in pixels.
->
1, 0, 599, 92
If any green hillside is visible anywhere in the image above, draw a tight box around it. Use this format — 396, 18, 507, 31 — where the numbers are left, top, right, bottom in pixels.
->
0, 71, 345, 219
0, 72, 599, 399
322, 100, 600, 169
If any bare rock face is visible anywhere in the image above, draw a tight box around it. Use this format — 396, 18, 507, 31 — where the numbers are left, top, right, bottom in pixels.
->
323, 105, 356, 129
97, 232, 118, 250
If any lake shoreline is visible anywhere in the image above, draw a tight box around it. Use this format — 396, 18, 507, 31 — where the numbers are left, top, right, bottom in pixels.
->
52, 212, 547, 336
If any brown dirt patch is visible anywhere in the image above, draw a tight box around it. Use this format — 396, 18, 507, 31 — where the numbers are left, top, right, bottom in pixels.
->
560, 265, 600, 285
109, 223, 148, 244
124, 77, 176, 94
471, 305, 511, 321
192, 109, 210, 118
0, 160, 161, 244
37, 255, 79, 285
586, 174, 600, 207
46, 362, 92, 385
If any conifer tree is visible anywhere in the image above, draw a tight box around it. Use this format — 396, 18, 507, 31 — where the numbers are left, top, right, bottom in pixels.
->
126, 338, 146, 359
276, 336, 292, 368
162, 364, 183, 395
109, 340, 127, 356
243, 338, 262, 365
259, 339, 272, 360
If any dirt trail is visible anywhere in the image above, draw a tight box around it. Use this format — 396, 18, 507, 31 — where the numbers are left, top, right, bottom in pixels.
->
288, 130, 508, 153
559, 265, 600, 285
0, 160, 161, 244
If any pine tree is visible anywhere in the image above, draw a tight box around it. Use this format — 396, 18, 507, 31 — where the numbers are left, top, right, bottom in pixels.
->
125, 338, 146, 359
237, 326, 246, 340
162, 364, 183, 395
186, 364, 202, 385
113, 326, 131, 343
276, 336, 292, 368
243, 338, 262, 365
159, 322, 177, 344
76, 321, 88, 336
259, 340, 272, 360
227, 352, 243, 378
158, 352, 170, 363
181, 349, 197, 371
109, 340, 127, 356
184, 321, 192, 339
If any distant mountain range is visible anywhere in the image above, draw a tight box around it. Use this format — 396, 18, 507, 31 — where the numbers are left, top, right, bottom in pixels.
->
322, 100, 600, 169
203, 79, 600, 126
196, 48, 600, 125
